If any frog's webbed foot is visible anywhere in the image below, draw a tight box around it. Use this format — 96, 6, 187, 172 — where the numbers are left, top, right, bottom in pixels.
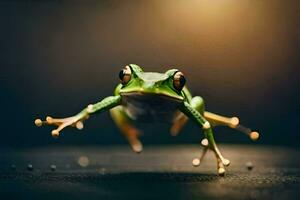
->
192, 138, 209, 167
210, 140, 230, 176
34, 96, 122, 138
192, 137, 230, 176
34, 114, 89, 138
204, 111, 260, 141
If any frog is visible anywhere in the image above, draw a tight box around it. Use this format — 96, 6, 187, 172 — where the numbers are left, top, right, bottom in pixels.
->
34, 64, 259, 176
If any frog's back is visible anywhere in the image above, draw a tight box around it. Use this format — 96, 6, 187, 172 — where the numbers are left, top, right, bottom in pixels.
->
121, 93, 182, 123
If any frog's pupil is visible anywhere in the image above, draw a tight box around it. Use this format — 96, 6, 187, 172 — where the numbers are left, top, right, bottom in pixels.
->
179, 75, 186, 87
119, 70, 125, 80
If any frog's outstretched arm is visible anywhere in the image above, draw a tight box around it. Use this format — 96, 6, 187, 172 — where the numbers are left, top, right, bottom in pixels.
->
180, 101, 230, 176
171, 95, 204, 136
34, 95, 122, 137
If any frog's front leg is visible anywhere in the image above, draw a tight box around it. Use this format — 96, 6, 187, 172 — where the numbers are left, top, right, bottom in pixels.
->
35, 96, 121, 137
180, 101, 230, 176
171, 96, 204, 136
110, 106, 143, 153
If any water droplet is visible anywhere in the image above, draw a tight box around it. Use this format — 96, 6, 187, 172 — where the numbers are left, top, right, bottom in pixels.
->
77, 156, 89, 167
50, 164, 56, 171
27, 164, 33, 171
11, 164, 16, 170
246, 161, 254, 170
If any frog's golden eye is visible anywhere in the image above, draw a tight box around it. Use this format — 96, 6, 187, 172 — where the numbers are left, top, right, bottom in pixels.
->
173, 71, 186, 91
119, 65, 132, 85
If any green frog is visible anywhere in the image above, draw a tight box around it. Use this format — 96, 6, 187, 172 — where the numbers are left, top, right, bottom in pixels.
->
35, 64, 259, 175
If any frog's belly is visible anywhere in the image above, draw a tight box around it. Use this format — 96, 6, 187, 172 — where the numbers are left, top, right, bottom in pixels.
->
121, 93, 183, 123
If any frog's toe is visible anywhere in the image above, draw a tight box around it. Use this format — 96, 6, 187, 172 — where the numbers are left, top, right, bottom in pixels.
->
201, 138, 209, 147
217, 158, 227, 176
131, 141, 143, 153
51, 130, 60, 138
250, 131, 260, 141
218, 167, 226, 176
75, 121, 84, 130
34, 119, 43, 127
223, 158, 231, 167
192, 158, 201, 167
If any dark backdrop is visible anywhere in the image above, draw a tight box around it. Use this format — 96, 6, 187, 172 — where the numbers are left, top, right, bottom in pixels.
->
1, 0, 299, 147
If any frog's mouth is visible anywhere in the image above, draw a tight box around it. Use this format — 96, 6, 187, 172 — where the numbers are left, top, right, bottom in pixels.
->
120, 91, 184, 102
120, 91, 183, 123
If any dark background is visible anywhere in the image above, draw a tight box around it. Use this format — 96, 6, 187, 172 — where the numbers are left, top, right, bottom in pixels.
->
0, 0, 299, 148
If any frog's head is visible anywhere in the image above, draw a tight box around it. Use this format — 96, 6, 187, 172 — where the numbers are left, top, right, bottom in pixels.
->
118, 64, 186, 101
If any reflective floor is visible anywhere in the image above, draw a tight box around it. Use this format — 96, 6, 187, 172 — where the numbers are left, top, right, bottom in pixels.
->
0, 145, 299, 200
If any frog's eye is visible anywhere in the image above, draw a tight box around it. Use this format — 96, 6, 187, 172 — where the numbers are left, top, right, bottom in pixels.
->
173, 71, 186, 91
119, 65, 132, 85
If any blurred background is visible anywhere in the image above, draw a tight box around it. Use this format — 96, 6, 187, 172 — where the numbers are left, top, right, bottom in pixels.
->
0, 0, 299, 147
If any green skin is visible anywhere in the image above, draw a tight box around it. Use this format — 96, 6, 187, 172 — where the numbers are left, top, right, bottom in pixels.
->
35, 64, 258, 176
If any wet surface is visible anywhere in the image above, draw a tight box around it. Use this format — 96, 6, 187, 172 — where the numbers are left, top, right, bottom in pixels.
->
0, 145, 299, 200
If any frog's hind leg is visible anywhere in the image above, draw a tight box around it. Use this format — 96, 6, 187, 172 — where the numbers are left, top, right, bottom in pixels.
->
170, 113, 188, 136
110, 106, 143, 153
204, 111, 260, 141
